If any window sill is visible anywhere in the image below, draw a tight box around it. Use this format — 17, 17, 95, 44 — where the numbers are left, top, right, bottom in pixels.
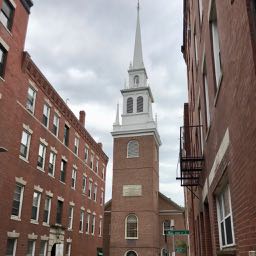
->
48, 174, 55, 179
125, 237, 138, 240
10, 215, 21, 221
30, 219, 39, 225
59, 181, 66, 185
42, 222, 50, 227
19, 155, 29, 163
37, 166, 45, 172
0, 21, 13, 36
214, 72, 223, 107
79, 231, 83, 234
0, 75, 5, 83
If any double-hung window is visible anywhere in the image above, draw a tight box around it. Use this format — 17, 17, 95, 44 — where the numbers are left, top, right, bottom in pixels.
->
43, 196, 51, 224
84, 147, 89, 162
42, 104, 50, 128
63, 125, 69, 146
11, 183, 24, 218
6, 238, 17, 256
66, 243, 71, 256
52, 114, 59, 137
82, 175, 87, 194
68, 206, 74, 230
86, 213, 90, 234
90, 154, 94, 169
93, 185, 97, 202
71, 169, 77, 189
26, 87, 36, 114
0, 0, 14, 31
31, 191, 41, 221
27, 240, 35, 256
102, 167, 105, 180
60, 159, 67, 183
99, 218, 102, 237
79, 210, 84, 232
95, 160, 98, 173
88, 181, 92, 199
0, 44, 7, 78
56, 200, 63, 224
39, 240, 47, 256
91, 215, 95, 235
20, 130, 31, 160
37, 143, 46, 170
48, 152, 56, 176
217, 185, 235, 248
74, 137, 79, 155
100, 191, 104, 206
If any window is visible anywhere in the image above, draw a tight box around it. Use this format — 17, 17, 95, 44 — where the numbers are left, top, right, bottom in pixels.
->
26, 87, 36, 113
217, 185, 234, 248
127, 97, 133, 113
99, 219, 102, 237
39, 240, 47, 256
60, 159, 67, 183
198, 0, 203, 23
163, 219, 174, 235
127, 140, 139, 158
6, 238, 17, 256
11, 183, 24, 218
126, 214, 138, 239
102, 167, 105, 180
82, 175, 87, 194
199, 108, 204, 153
161, 248, 168, 256
0, 44, 7, 78
95, 160, 98, 173
31, 191, 41, 221
134, 75, 139, 86
194, 30, 198, 66
65, 243, 71, 256
126, 251, 137, 256
90, 154, 94, 169
74, 137, 79, 155
63, 125, 69, 146
84, 147, 89, 162
48, 152, 56, 176
91, 215, 95, 235
43, 196, 51, 224
0, 0, 14, 30
56, 200, 63, 224
137, 96, 143, 112
37, 143, 46, 170
210, 0, 222, 88
79, 210, 84, 232
20, 130, 31, 160
68, 206, 74, 230
100, 191, 104, 206
52, 114, 59, 136
93, 185, 97, 202
88, 181, 92, 199
71, 169, 77, 189
86, 213, 90, 234
203, 70, 211, 129
42, 104, 50, 128
27, 240, 35, 256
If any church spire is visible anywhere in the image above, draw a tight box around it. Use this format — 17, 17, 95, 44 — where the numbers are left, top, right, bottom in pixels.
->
133, 0, 144, 69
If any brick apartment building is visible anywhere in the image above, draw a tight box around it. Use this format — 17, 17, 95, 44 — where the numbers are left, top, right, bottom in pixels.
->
0, 0, 108, 255
103, 4, 187, 256
178, 0, 256, 256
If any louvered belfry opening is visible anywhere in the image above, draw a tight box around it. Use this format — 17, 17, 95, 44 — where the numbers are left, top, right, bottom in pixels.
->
137, 96, 143, 112
177, 125, 204, 187
127, 97, 133, 113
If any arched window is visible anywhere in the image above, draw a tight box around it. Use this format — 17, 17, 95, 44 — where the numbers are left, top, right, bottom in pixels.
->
137, 96, 143, 113
125, 251, 138, 256
161, 248, 169, 256
134, 75, 139, 86
127, 140, 139, 158
125, 214, 138, 239
127, 97, 133, 113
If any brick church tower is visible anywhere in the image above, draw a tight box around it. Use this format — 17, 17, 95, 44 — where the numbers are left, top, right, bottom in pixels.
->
110, 3, 161, 256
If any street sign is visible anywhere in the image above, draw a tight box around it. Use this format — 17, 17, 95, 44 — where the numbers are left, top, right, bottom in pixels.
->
175, 247, 186, 253
165, 230, 189, 236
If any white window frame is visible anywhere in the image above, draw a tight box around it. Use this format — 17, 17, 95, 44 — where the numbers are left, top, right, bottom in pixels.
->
20, 130, 31, 161
26, 86, 37, 114
100, 191, 104, 206
71, 169, 77, 189
31, 191, 41, 222
79, 210, 84, 233
74, 137, 79, 155
217, 184, 235, 249
82, 175, 87, 194
203, 72, 211, 128
198, 0, 203, 23
43, 196, 51, 225
48, 152, 56, 177
39, 240, 47, 256
95, 160, 99, 173
93, 185, 97, 202
53, 114, 59, 137
68, 206, 74, 230
125, 214, 138, 240
162, 219, 174, 235
6, 237, 17, 256
90, 154, 94, 169
88, 181, 92, 199
86, 213, 90, 234
102, 167, 105, 180
84, 147, 89, 162
11, 183, 24, 219
91, 215, 95, 235
37, 143, 46, 171
99, 218, 102, 237
27, 240, 36, 256
60, 159, 66, 183
66, 243, 71, 256
42, 104, 50, 128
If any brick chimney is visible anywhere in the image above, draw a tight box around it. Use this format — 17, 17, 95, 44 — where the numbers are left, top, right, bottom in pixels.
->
79, 111, 86, 127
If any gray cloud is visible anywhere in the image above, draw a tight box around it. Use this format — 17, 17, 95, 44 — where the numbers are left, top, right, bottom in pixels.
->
26, 0, 187, 206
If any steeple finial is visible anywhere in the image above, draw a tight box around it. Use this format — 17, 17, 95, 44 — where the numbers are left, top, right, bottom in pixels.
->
133, 0, 144, 69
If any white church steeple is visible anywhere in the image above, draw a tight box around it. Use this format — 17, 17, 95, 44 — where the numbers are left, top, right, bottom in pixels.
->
112, 2, 161, 146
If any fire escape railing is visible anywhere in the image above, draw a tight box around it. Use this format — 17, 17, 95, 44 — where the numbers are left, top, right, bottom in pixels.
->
176, 125, 204, 187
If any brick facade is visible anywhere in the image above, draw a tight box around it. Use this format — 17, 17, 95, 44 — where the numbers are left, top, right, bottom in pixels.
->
180, 0, 256, 256
0, 1, 108, 255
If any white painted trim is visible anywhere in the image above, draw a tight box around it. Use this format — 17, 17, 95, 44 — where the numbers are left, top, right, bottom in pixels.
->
39, 137, 48, 146
125, 214, 139, 240
62, 155, 68, 162
28, 79, 38, 91
57, 196, 64, 202
22, 124, 33, 134
0, 37, 9, 51
15, 177, 27, 186
9, 0, 16, 8
7, 231, 20, 238
40, 235, 49, 241
45, 190, 53, 197
28, 233, 38, 240
69, 201, 75, 206
50, 146, 57, 154
34, 185, 43, 193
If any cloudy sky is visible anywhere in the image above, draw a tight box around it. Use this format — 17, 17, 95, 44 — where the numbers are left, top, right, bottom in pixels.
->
25, 0, 187, 206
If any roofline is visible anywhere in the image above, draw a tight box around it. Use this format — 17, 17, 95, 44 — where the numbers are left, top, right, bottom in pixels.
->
121, 86, 154, 103
158, 192, 185, 211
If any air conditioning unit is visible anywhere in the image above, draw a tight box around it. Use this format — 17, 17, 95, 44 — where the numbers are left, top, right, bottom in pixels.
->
249, 251, 256, 256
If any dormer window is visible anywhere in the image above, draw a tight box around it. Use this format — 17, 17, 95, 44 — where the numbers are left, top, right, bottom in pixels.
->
127, 97, 133, 113
137, 96, 143, 113
134, 75, 139, 87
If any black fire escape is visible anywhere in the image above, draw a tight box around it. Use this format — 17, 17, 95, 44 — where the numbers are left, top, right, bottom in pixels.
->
176, 125, 204, 189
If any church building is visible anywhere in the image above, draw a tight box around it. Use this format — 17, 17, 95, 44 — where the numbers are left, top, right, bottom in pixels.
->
103, 3, 186, 256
